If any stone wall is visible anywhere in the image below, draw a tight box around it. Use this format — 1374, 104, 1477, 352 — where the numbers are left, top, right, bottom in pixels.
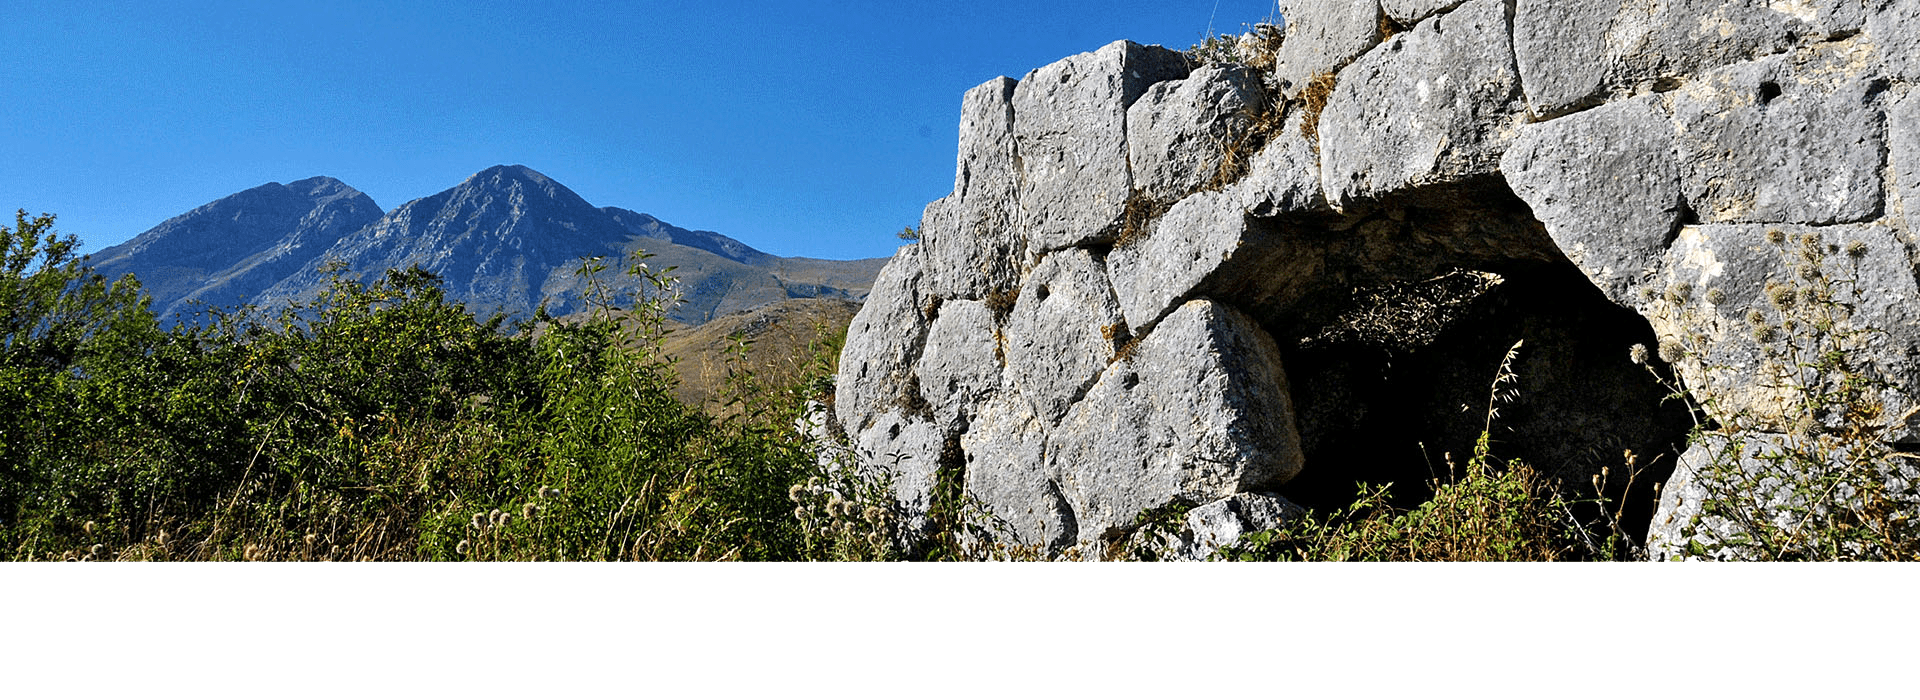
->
832, 0, 1920, 560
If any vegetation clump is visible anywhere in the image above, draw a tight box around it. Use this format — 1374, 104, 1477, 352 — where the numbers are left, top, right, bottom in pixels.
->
0, 210, 859, 561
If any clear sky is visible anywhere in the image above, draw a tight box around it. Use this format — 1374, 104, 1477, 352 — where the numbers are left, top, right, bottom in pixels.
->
4, 1, 1282, 261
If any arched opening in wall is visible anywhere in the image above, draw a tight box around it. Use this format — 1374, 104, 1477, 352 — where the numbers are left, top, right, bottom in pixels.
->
1255, 181, 1695, 546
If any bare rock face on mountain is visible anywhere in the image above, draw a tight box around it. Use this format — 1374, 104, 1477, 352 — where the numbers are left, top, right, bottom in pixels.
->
835, 8, 1920, 560
91, 177, 383, 321
106, 165, 885, 327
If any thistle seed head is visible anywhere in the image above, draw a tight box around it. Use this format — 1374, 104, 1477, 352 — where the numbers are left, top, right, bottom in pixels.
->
1658, 338, 1687, 363
1766, 282, 1796, 310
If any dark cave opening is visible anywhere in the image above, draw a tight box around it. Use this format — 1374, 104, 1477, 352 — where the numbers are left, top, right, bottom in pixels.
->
1251, 186, 1695, 549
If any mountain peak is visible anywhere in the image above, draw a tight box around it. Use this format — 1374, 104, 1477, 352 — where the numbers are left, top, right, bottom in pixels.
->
464, 164, 554, 187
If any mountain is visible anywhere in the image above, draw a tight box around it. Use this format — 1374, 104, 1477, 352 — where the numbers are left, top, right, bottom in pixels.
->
103, 165, 886, 326
90, 177, 383, 320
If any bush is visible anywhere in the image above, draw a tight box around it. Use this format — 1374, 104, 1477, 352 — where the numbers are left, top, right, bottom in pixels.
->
0, 218, 849, 561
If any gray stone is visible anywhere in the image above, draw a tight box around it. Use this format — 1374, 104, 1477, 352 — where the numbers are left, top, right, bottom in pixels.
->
850, 409, 950, 545
1176, 492, 1304, 560
1107, 190, 1323, 332
1869, 0, 1920, 81
1672, 45, 1887, 226
1501, 96, 1686, 304
1380, 0, 1467, 26
913, 300, 1002, 427
1003, 248, 1126, 424
1892, 88, 1919, 228
960, 394, 1077, 555
1648, 431, 1920, 561
1319, 0, 1527, 208
1643, 222, 1920, 443
1014, 40, 1189, 253
1046, 299, 1305, 543
1235, 109, 1329, 217
920, 77, 1025, 299
1127, 64, 1270, 203
835, 244, 932, 435
1513, 0, 1807, 118
1271, 0, 1383, 99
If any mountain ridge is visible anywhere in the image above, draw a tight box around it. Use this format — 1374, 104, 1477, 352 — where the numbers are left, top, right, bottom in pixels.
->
98, 165, 885, 326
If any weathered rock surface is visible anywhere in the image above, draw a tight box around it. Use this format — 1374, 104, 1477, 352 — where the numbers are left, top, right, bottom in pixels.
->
1235, 110, 1329, 217
1002, 248, 1125, 423
1128, 64, 1269, 203
920, 78, 1024, 300
960, 395, 1073, 553
1270, 0, 1382, 99
914, 300, 1002, 428
1176, 492, 1304, 561
1891, 88, 1919, 226
1868, 1, 1920, 82
1045, 300, 1303, 546
1014, 41, 1188, 253
1642, 222, 1920, 443
1512, 0, 1809, 118
1671, 42, 1886, 227
836, 7, 1920, 560
1319, 0, 1526, 208
836, 244, 933, 435
1502, 97, 1686, 303
1379, 0, 1466, 26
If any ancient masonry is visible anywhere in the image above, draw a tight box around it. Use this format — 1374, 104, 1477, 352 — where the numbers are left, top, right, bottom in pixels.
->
827, 0, 1920, 559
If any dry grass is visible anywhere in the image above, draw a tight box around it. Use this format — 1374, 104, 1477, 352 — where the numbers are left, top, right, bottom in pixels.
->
1114, 191, 1172, 249
1298, 71, 1339, 148
657, 297, 859, 414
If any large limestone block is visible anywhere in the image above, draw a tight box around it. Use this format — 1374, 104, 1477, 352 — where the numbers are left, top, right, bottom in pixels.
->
1127, 64, 1270, 203
1645, 223, 1920, 443
835, 245, 932, 434
1003, 248, 1126, 424
850, 409, 950, 546
1108, 190, 1323, 332
921, 77, 1025, 299
1319, 0, 1526, 208
1501, 96, 1686, 304
959, 394, 1077, 554
1235, 109, 1329, 217
1513, 0, 1810, 117
1868, 0, 1920, 82
1648, 431, 1920, 561
1672, 44, 1887, 226
1271, 0, 1383, 99
1014, 41, 1189, 254
913, 300, 1002, 427
1892, 89, 1919, 226
1046, 299, 1305, 542
1380, 0, 1467, 26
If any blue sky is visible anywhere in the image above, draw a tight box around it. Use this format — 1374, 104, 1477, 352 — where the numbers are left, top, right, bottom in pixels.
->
4, 1, 1280, 261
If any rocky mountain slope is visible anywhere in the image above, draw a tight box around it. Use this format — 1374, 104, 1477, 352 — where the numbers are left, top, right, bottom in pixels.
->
832, 0, 1920, 560
97, 165, 886, 326
89, 177, 384, 320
